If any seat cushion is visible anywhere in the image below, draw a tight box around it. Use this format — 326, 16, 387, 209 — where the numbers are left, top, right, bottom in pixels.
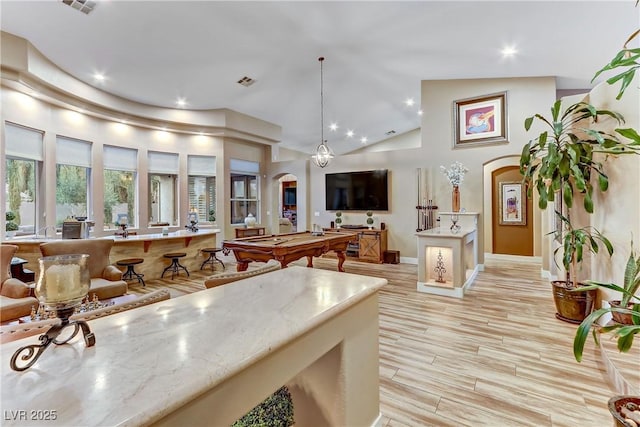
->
40, 239, 114, 279
0, 295, 39, 322
88, 278, 128, 300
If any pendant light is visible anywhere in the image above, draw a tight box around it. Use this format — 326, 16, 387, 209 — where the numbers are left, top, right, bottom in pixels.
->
312, 57, 334, 168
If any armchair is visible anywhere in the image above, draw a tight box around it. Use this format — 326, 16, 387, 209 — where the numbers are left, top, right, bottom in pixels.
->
1, 244, 38, 322
40, 239, 128, 300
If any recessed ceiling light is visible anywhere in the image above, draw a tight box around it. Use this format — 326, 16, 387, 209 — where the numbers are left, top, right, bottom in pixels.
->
405, 98, 415, 107
346, 130, 354, 138
360, 137, 368, 144
176, 98, 187, 108
417, 110, 423, 116
501, 46, 518, 57
329, 123, 338, 131
94, 73, 105, 81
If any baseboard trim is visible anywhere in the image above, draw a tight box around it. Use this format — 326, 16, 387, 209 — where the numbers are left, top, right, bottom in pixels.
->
370, 412, 383, 427
484, 253, 541, 263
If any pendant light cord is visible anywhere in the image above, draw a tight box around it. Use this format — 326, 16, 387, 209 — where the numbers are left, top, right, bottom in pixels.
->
319, 56, 325, 147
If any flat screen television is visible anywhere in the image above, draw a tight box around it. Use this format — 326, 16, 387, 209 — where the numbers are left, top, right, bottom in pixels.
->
325, 170, 389, 211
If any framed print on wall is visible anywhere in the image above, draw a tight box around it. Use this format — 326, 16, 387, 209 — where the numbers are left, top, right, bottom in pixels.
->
499, 181, 526, 225
453, 91, 508, 148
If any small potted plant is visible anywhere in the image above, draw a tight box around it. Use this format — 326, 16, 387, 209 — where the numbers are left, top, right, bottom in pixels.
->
335, 211, 342, 229
5, 211, 19, 237
208, 209, 216, 222
366, 211, 374, 229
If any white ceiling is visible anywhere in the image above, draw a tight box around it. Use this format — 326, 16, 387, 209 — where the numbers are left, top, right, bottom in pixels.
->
1, 1, 638, 155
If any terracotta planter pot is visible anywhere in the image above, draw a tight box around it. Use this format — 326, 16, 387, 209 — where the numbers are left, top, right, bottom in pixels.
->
608, 395, 640, 427
609, 301, 637, 325
551, 280, 596, 324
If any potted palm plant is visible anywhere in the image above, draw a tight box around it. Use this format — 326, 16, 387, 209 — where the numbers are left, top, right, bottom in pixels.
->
519, 99, 632, 322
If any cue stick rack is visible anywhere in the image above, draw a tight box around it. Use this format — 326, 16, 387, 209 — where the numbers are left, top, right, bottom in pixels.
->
416, 168, 438, 232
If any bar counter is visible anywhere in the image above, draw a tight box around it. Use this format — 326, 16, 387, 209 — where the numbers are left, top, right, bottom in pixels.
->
0, 266, 386, 426
7, 229, 220, 280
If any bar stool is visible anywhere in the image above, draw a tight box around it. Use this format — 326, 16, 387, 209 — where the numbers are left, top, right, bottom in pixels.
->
200, 248, 225, 271
116, 258, 146, 287
161, 252, 189, 279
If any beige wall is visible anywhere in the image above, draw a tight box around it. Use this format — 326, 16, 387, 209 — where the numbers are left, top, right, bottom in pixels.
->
586, 77, 640, 296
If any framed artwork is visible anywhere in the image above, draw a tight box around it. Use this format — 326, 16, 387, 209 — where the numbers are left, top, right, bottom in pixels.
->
499, 181, 525, 225
453, 91, 508, 148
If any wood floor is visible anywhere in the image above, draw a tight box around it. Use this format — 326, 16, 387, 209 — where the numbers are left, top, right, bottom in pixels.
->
129, 254, 636, 427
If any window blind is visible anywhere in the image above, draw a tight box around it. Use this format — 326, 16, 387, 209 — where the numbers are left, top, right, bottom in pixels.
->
103, 145, 137, 171
229, 158, 259, 173
188, 155, 216, 176
5, 122, 44, 161
56, 136, 92, 167
148, 151, 179, 174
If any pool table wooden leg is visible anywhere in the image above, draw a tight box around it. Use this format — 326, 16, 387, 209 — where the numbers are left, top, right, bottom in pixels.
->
236, 261, 249, 272
306, 256, 314, 268
336, 251, 346, 272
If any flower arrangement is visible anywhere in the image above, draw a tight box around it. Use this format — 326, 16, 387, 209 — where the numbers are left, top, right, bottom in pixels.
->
440, 161, 469, 187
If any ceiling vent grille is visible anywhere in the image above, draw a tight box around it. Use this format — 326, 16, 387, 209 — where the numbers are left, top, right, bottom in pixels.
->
385, 130, 396, 136
237, 76, 256, 87
61, 0, 96, 15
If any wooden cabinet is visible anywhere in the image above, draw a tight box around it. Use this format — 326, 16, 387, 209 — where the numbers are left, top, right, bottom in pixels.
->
358, 231, 387, 262
324, 228, 387, 263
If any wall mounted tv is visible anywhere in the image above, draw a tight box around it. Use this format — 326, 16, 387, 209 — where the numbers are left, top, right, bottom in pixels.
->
325, 170, 389, 211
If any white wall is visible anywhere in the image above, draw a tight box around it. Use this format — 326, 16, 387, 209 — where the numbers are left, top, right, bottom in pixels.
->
1, 87, 228, 236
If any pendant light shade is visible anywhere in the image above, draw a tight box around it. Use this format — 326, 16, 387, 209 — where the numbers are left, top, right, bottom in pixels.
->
312, 57, 334, 168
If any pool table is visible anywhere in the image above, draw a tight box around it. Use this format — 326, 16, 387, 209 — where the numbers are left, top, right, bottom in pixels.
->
223, 231, 356, 272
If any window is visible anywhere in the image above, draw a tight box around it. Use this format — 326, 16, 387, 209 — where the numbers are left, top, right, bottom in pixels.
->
187, 155, 216, 223
56, 136, 92, 226
230, 159, 260, 225
148, 151, 179, 226
103, 145, 137, 230
4, 123, 43, 235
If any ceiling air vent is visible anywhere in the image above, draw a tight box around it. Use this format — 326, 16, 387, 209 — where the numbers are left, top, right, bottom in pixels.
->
385, 130, 396, 136
61, 0, 96, 14
237, 76, 256, 87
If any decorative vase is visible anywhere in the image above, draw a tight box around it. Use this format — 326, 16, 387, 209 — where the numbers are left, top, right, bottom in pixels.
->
452, 185, 460, 212
244, 213, 257, 228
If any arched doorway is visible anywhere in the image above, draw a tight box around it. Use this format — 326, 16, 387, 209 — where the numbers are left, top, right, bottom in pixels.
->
491, 166, 533, 255
483, 156, 539, 258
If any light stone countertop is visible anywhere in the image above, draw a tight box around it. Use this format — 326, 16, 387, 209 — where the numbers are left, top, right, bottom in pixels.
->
5, 228, 220, 244
0, 266, 386, 426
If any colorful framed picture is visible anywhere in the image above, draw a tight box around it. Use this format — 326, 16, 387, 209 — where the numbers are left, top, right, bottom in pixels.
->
453, 91, 508, 148
499, 181, 525, 225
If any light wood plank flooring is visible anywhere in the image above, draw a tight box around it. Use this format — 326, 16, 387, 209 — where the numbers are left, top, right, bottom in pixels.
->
129, 254, 636, 427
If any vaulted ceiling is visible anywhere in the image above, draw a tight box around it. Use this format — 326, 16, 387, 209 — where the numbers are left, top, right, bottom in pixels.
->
1, 1, 637, 155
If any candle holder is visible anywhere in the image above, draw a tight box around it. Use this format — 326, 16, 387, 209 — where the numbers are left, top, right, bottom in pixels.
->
185, 211, 199, 232
450, 214, 461, 234
10, 254, 95, 372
